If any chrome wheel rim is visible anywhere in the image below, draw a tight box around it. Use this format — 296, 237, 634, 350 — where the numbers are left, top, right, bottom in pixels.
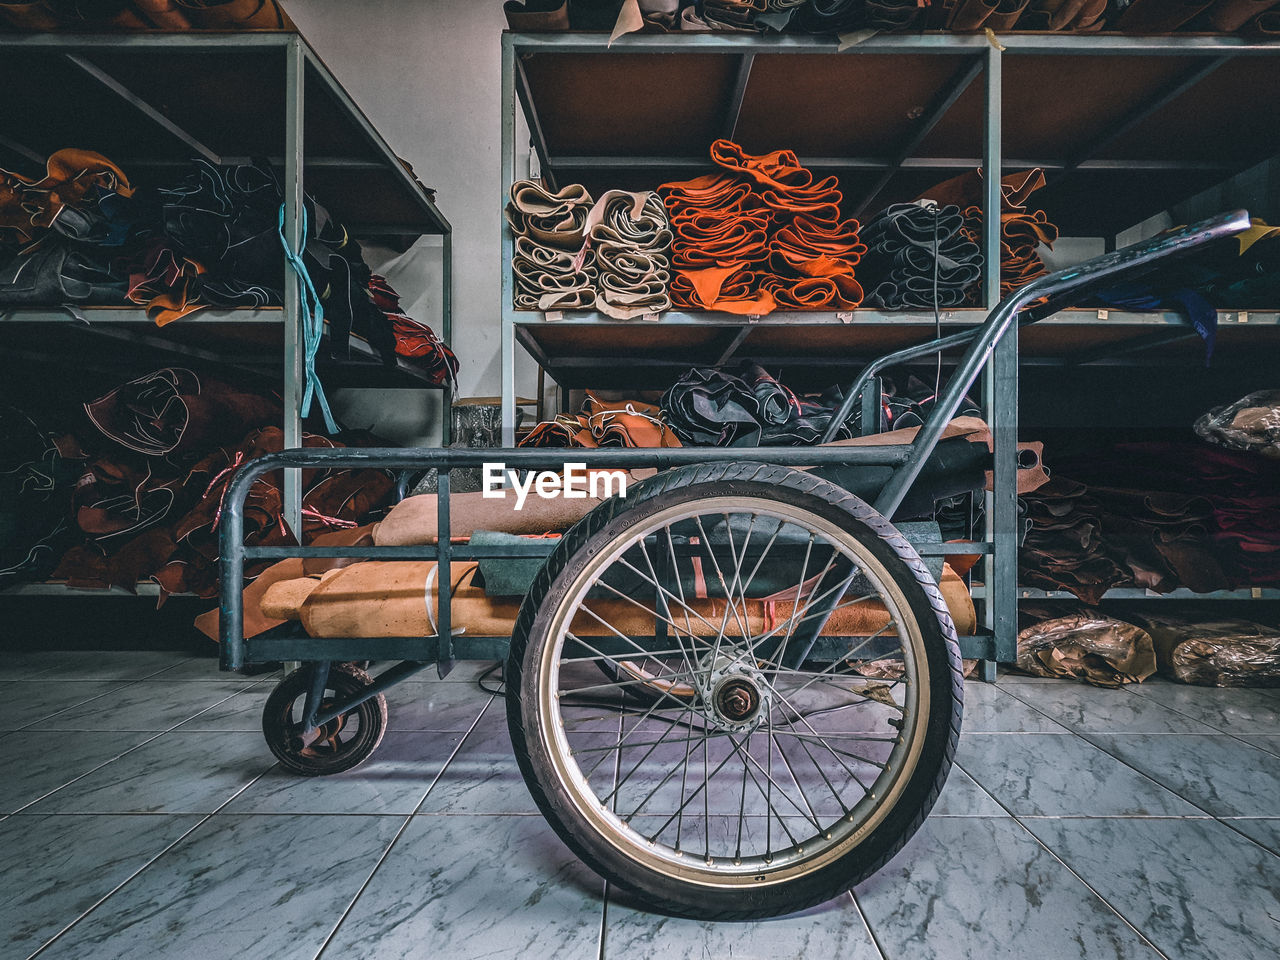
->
536, 496, 931, 888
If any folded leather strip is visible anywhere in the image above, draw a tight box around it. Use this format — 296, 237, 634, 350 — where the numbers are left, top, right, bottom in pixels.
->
0, 405, 80, 587
85, 366, 281, 460
583, 189, 673, 319
859, 201, 984, 310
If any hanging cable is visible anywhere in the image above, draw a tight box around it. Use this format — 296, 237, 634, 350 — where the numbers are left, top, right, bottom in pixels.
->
277, 203, 338, 433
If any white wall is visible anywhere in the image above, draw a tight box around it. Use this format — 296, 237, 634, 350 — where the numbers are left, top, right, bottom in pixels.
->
286, 0, 533, 444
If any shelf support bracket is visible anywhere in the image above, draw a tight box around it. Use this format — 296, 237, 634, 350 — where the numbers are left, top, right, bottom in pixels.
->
853, 57, 983, 218
514, 50, 557, 191
721, 53, 755, 142
1047, 55, 1231, 190
63, 53, 221, 164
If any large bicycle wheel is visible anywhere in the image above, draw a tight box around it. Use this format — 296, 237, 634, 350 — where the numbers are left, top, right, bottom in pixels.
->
506, 462, 963, 920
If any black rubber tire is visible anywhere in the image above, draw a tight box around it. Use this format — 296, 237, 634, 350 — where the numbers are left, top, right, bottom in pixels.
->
263, 663, 389, 776
506, 462, 964, 920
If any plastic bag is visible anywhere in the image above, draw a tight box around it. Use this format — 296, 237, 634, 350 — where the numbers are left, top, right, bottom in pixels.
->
1194, 390, 1280, 459
1016, 609, 1156, 687
1133, 614, 1280, 687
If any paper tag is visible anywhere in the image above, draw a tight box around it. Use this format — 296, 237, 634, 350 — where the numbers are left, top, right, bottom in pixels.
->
544, 311, 563, 323
1096, 309, 1109, 320
1253, 587, 1264, 599
642, 312, 660, 323
836, 312, 854, 324
1239, 311, 1249, 323
746, 314, 761, 324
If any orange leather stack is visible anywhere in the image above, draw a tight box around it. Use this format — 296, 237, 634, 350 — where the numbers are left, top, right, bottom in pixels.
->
659, 139, 866, 316
920, 167, 1059, 300
518, 394, 682, 448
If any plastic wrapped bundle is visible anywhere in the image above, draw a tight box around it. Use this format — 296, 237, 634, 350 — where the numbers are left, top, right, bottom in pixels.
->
1135, 614, 1280, 687
1195, 390, 1280, 459
1016, 608, 1157, 687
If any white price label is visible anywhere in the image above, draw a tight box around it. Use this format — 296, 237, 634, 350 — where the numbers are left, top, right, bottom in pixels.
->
836, 312, 854, 324
544, 311, 564, 323
1096, 309, 1109, 320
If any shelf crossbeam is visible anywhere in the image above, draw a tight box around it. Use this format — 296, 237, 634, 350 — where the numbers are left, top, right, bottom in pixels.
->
64, 52, 221, 164
853, 57, 984, 217
1047, 55, 1232, 190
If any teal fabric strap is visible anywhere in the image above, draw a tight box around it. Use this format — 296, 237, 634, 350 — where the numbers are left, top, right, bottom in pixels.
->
277, 203, 338, 433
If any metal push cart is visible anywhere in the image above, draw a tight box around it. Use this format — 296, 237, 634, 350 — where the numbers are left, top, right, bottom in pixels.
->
218, 210, 1249, 920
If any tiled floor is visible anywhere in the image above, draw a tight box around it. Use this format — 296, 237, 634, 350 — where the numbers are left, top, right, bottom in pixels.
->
2, 652, 1279, 960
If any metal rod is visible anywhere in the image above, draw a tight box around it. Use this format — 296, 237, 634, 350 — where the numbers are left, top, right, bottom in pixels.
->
64, 53, 221, 163
501, 33, 519, 447
853, 58, 984, 217
722, 53, 755, 141
282, 36, 305, 538
547, 155, 1238, 172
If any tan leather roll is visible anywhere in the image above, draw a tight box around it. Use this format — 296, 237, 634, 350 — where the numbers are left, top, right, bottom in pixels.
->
265, 561, 976, 640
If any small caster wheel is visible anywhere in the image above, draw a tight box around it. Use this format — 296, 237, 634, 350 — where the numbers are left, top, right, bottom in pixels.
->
262, 663, 388, 776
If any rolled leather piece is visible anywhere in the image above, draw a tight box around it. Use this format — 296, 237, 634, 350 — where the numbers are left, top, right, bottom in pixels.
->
672, 264, 778, 314
126, 242, 206, 326
864, 0, 929, 27
1043, 0, 1091, 26
268, 559, 974, 641
984, 0, 1033, 28
503, 0, 571, 30
176, 0, 294, 29
0, 1, 61, 29
792, 0, 866, 31
0, 240, 128, 305
85, 367, 280, 458
762, 273, 865, 309
506, 179, 594, 250
1116, 0, 1216, 30
919, 168, 1046, 212
569, 0, 625, 28
948, 0, 1001, 29
710, 140, 812, 191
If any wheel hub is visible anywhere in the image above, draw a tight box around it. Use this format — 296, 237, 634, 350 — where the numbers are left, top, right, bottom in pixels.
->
701, 656, 770, 732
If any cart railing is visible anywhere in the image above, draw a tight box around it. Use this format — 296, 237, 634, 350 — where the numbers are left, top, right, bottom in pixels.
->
218, 209, 1252, 673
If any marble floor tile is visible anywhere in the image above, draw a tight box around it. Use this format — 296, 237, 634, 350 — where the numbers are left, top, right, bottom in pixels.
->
603, 894, 882, 960
932, 764, 1008, 816
170, 682, 272, 731
325, 814, 604, 960
25, 731, 277, 814
1125, 682, 1280, 735
998, 683, 1221, 734
957, 733, 1201, 817
27, 680, 257, 732
1225, 818, 1280, 857
224, 731, 464, 815
0, 650, 191, 681
437, 659, 506, 684
34, 814, 404, 960
416, 723, 538, 814
960, 681, 1071, 733
1086, 734, 1280, 817
1025, 817, 1280, 960
0, 680, 129, 730
145, 656, 280, 682
383, 680, 495, 731
1238, 734, 1280, 758
0, 730, 157, 814
1, 813, 199, 959
854, 817, 1160, 959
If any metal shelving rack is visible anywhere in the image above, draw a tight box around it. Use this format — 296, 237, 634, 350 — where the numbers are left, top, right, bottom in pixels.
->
499, 30, 1280, 666
0, 30, 453, 595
